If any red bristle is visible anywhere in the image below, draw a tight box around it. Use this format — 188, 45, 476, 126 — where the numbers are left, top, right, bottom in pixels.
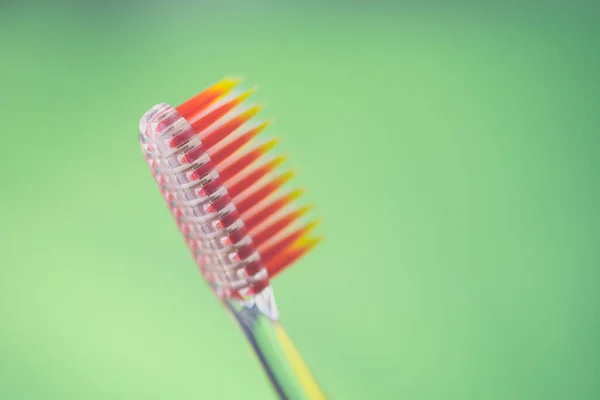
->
169, 129, 195, 148
218, 139, 278, 183
188, 163, 213, 181
180, 145, 206, 164
176, 92, 221, 120
190, 90, 252, 134
226, 157, 285, 199
244, 261, 262, 276
196, 180, 221, 197
225, 229, 247, 245
176, 78, 238, 120
219, 211, 240, 228
226, 290, 243, 300
242, 189, 304, 232
209, 122, 269, 166
237, 244, 255, 259
265, 237, 321, 277
206, 196, 231, 213
213, 219, 224, 230
217, 150, 260, 183
251, 208, 311, 248
200, 105, 261, 150
234, 172, 295, 216
258, 222, 318, 264
246, 279, 269, 296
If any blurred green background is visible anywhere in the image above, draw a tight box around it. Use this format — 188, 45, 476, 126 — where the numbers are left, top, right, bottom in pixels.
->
1, 1, 599, 399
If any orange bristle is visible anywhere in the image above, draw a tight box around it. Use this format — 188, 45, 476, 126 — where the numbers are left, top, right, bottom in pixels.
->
190, 90, 253, 134
176, 77, 238, 120
217, 139, 278, 182
251, 207, 312, 248
264, 237, 322, 277
200, 105, 261, 150
258, 221, 318, 264
226, 156, 285, 199
242, 189, 304, 231
209, 122, 269, 165
234, 172, 295, 215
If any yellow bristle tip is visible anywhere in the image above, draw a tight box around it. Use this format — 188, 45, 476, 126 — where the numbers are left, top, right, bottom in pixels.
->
270, 155, 287, 168
245, 103, 262, 115
295, 204, 313, 216
236, 87, 256, 103
248, 120, 270, 136
304, 219, 320, 232
294, 235, 322, 250
275, 169, 294, 183
287, 188, 305, 201
260, 137, 279, 153
214, 77, 241, 92
290, 222, 320, 245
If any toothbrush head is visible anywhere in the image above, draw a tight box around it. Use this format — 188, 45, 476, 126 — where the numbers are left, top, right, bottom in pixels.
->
139, 78, 320, 300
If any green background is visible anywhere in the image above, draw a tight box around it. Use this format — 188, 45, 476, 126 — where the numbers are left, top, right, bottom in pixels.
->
1, 2, 599, 399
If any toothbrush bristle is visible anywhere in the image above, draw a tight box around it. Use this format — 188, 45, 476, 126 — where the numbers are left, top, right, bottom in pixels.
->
234, 172, 295, 215
243, 190, 305, 232
259, 223, 317, 264
209, 122, 269, 165
175, 77, 239, 119
226, 157, 286, 199
251, 207, 312, 248
189, 90, 254, 135
139, 78, 319, 299
200, 105, 262, 150
217, 138, 278, 183
265, 237, 322, 278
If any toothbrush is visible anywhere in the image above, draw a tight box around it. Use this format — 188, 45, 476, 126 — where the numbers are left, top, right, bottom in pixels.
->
139, 78, 326, 400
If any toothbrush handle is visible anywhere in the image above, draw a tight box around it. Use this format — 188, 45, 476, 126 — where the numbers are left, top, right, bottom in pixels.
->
227, 301, 327, 400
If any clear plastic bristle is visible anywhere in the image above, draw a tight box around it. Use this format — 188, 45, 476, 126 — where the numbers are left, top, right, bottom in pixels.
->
139, 78, 319, 300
